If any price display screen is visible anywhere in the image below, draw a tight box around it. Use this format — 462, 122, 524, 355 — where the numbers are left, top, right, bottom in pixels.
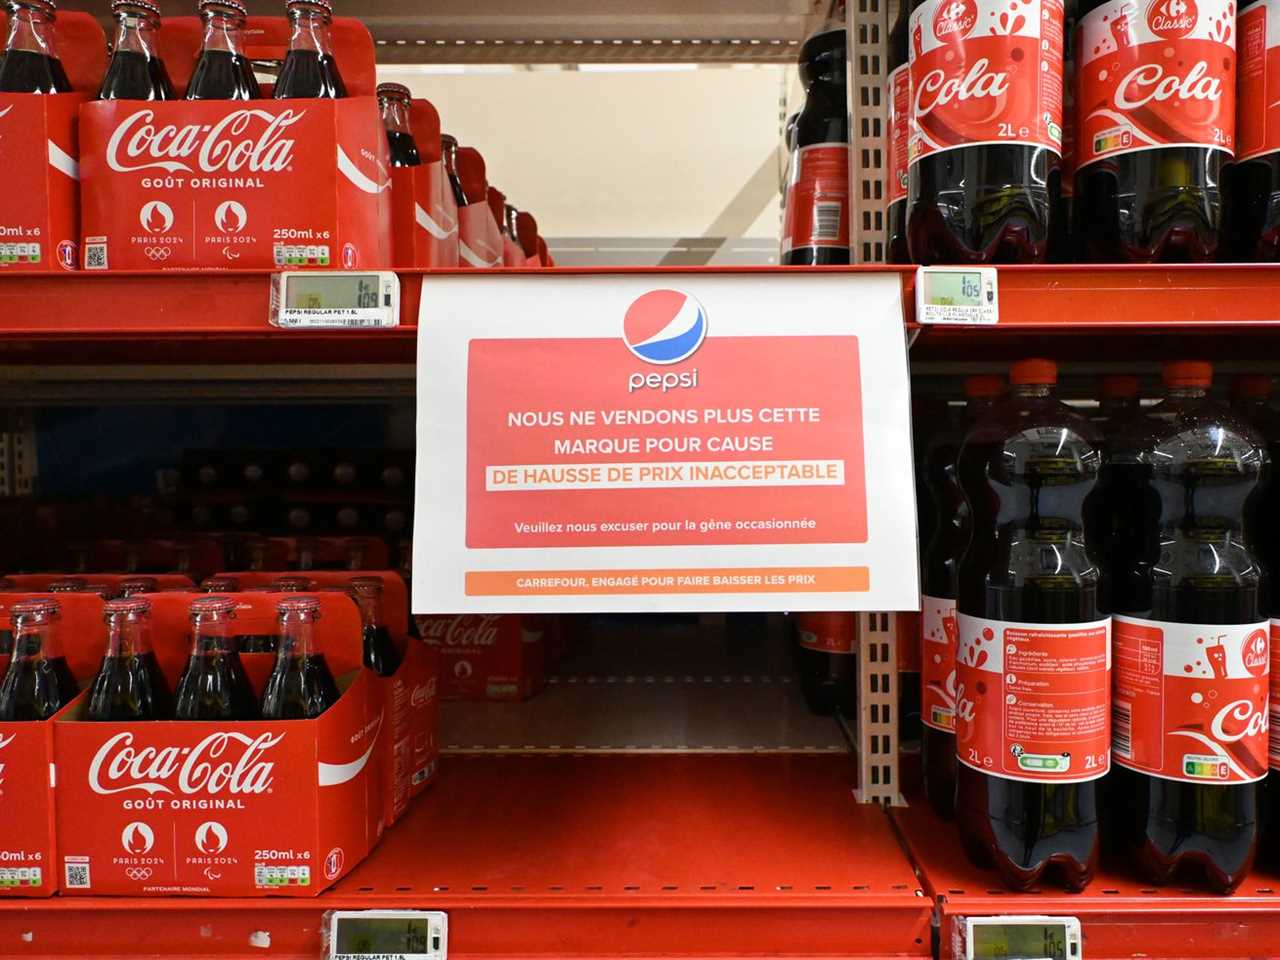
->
965, 917, 1080, 960
271, 271, 400, 329
286, 274, 387, 311
327, 910, 447, 960
914, 266, 998, 325
922, 270, 984, 307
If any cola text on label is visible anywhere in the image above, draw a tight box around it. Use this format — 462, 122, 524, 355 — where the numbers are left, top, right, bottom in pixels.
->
88, 731, 282, 796
921, 595, 958, 731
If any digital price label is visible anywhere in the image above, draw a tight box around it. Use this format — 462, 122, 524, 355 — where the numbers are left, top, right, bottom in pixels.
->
915, 266, 998, 325
963, 915, 1081, 960
324, 910, 448, 960
270, 271, 400, 329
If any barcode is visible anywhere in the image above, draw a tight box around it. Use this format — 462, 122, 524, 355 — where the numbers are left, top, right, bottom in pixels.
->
1112, 700, 1132, 760
85, 242, 107, 270
1270, 707, 1280, 768
276, 317, 393, 329
64, 859, 90, 889
814, 202, 843, 241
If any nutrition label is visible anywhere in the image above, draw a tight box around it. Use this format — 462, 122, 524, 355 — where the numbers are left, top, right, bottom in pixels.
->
0, 867, 41, 887
254, 863, 311, 888
0, 242, 40, 264
273, 244, 331, 267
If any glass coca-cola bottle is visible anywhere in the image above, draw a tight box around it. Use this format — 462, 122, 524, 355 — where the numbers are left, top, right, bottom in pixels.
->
186, 0, 260, 101
350, 577, 400, 676
377, 82, 421, 167
260, 597, 339, 718
0, 0, 70, 94
441, 134, 467, 208
174, 596, 258, 720
87, 598, 173, 721
119, 576, 158, 598
273, 0, 345, 100
0, 599, 77, 720
99, 0, 174, 100
47, 577, 86, 593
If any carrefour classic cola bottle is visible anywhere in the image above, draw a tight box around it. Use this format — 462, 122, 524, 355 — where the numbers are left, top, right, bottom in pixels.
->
174, 596, 258, 720
795, 612, 857, 715
260, 597, 339, 719
186, 0, 260, 101
0, 599, 77, 720
274, 0, 345, 100
782, 7, 851, 265
885, 0, 911, 263
378, 82, 421, 167
1074, 0, 1235, 261
1227, 0, 1280, 261
1109, 362, 1268, 894
0, 0, 70, 94
906, 0, 1064, 263
955, 359, 1108, 891
351, 577, 400, 676
99, 0, 174, 101
921, 375, 1004, 817
87, 598, 172, 721
1052, 0, 1079, 259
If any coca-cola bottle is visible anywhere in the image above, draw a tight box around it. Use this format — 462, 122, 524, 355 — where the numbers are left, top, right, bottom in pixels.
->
260, 597, 339, 719
884, 0, 910, 263
87, 597, 172, 721
350, 577, 400, 676
782, 6, 851, 266
794, 611, 856, 715
377, 81, 421, 167
920, 374, 1004, 818
1109, 361, 1267, 893
955, 359, 1108, 891
174, 596, 258, 720
99, 0, 174, 101
1073, 0, 1234, 261
0, 599, 77, 720
504, 203, 521, 247
274, 0, 345, 100
441, 134, 467, 207
0, 0, 70, 94
119, 576, 158, 598
906, 0, 1064, 263
186, 0, 260, 102
48, 577, 86, 593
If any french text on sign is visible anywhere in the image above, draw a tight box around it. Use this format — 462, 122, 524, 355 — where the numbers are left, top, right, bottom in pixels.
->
485, 459, 845, 492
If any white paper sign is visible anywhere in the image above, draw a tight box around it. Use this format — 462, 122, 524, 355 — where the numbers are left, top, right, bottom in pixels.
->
413, 272, 919, 613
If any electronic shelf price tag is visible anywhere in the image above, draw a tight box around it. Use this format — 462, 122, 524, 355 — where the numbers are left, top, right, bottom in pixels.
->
961, 915, 1082, 960
324, 910, 448, 960
914, 266, 998, 325
270, 271, 401, 329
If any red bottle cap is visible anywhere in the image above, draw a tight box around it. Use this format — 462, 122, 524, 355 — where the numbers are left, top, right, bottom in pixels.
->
1009, 358, 1057, 386
1162, 361, 1213, 388
377, 82, 412, 101
271, 576, 314, 592
963, 375, 1004, 399
1230, 374, 1274, 399
11, 599, 59, 620
189, 596, 237, 617
1100, 374, 1140, 399
105, 598, 151, 616
112, 0, 162, 14
277, 596, 321, 617
199, 0, 248, 14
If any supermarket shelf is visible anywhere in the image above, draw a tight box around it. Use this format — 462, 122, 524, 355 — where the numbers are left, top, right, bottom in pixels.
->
893, 800, 1280, 960
0, 755, 931, 959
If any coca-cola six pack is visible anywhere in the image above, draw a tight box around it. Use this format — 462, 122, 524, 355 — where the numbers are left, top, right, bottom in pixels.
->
417, 614, 549, 701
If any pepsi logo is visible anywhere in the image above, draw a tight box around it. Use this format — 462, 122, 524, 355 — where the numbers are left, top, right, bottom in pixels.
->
623, 289, 707, 365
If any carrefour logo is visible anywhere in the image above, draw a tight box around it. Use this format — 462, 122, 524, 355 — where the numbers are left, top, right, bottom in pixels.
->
623, 289, 707, 365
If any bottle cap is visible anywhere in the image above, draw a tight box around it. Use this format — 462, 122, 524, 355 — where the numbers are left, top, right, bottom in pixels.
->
1162, 360, 1213, 388
19, 0, 58, 11
349, 576, 383, 595
112, 0, 162, 15
1100, 374, 1140, 399
12, 599, 60, 620
962, 375, 1004, 399
105, 597, 152, 617
120, 577, 158, 594
286, 0, 332, 12
277, 596, 321, 617
1230, 374, 1274, 399
189, 596, 237, 617
377, 82, 412, 100
198, 0, 248, 15
202, 575, 241, 592
48, 577, 88, 593
271, 576, 313, 592
1009, 358, 1057, 386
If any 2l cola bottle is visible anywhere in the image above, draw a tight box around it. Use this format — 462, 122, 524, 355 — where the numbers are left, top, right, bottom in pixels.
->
186, 0, 260, 101
260, 597, 339, 719
174, 596, 259, 720
87, 597, 173, 721
0, 599, 77, 720
906, 0, 1065, 263
274, 0, 345, 100
885, 0, 911, 263
794, 612, 856, 715
920, 375, 1004, 817
0, 0, 70, 93
1227, 0, 1280, 260
1109, 362, 1268, 893
99, 0, 174, 101
955, 359, 1108, 891
1074, 0, 1236, 261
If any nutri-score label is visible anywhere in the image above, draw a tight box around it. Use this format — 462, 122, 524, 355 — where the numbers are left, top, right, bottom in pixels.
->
1113, 617, 1268, 782
1077, 0, 1236, 167
781, 143, 850, 255
1238, 0, 1280, 162
955, 614, 1111, 782
908, 0, 1065, 163
921, 594, 957, 731
886, 64, 911, 205
796, 612, 855, 654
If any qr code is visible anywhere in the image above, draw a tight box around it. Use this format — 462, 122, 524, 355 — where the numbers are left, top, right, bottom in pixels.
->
64, 859, 90, 889
84, 239, 108, 270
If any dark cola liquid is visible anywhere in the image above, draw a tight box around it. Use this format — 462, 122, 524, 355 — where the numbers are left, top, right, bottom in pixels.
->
0, 645, 77, 720
186, 49, 259, 101
87, 652, 172, 721
363, 624, 400, 677
274, 50, 345, 99
387, 130, 422, 168
1225, 156, 1280, 262
956, 392, 1104, 891
236, 633, 279, 654
99, 49, 174, 101
261, 653, 339, 719
174, 649, 258, 720
0, 48, 71, 94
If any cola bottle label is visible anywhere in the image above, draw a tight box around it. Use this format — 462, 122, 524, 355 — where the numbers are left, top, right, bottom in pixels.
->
1271, 620, 1280, 769
780, 144, 850, 255
1077, 0, 1236, 167
795, 612, 855, 653
1114, 616, 1269, 783
1061, 46, 1078, 195
955, 614, 1111, 782
885, 64, 911, 205
1237, 0, 1280, 162
907, 0, 1064, 164
921, 595, 957, 732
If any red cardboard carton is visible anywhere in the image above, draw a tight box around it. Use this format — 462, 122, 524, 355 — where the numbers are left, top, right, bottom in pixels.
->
5, 573, 196, 594
0, 592, 104, 897
54, 591, 380, 897
419, 614, 546, 701
456, 146, 503, 268
390, 98, 459, 268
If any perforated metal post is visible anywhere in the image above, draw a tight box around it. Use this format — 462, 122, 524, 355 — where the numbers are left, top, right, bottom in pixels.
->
854, 612, 904, 805
847, 0, 894, 263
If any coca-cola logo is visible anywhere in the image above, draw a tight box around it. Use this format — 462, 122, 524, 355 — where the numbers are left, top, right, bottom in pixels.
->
420, 614, 501, 647
1210, 698, 1268, 743
1147, 0, 1197, 38
915, 59, 1011, 118
1114, 60, 1223, 110
933, 0, 978, 41
1243, 629, 1269, 676
0, 732, 14, 787
88, 731, 283, 796
105, 108, 305, 175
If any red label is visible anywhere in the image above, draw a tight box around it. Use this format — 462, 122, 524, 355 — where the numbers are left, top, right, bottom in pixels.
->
908, 0, 1064, 163
1238, 0, 1280, 161
796, 612, 855, 654
1114, 616, 1268, 783
1271, 619, 1280, 769
1077, 0, 1236, 166
886, 64, 911, 204
955, 614, 1111, 782
781, 144, 850, 254
0, 94, 82, 272
921, 594, 957, 731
